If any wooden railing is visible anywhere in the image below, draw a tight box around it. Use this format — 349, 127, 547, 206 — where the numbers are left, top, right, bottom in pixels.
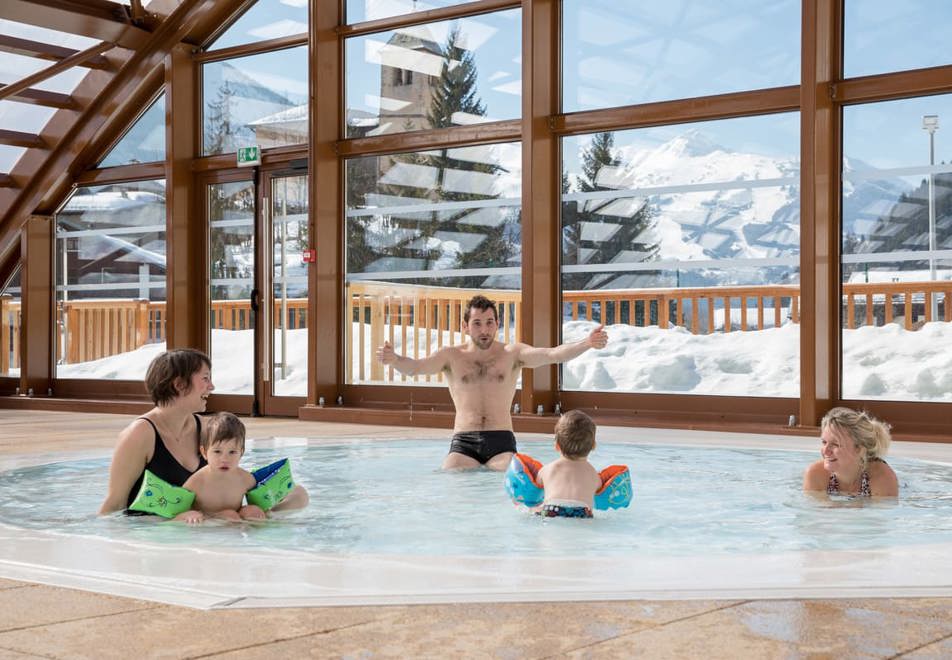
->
563, 285, 801, 334
842, 281, 952, 330
1, 281, 949, 372
346, 281, 521, 383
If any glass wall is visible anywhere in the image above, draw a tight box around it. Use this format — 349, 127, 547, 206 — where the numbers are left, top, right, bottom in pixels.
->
54, 180, 167, 380
270, 174, 308, 397
98, 94, 166, 168
202, 46, 308, 155
844, 0, 952, 78
208, 180, 255, 395
346, 0, 473, 24
344, 142, 522, 385
562, 0, 800, 112
841, 95, 952, 402
344, 10, 521, 138
560, 114, 801, 396
0, 268, 20, 378
210, 0, 307, 50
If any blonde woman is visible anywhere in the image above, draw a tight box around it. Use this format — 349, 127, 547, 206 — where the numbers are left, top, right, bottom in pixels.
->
803, 407, 898, 497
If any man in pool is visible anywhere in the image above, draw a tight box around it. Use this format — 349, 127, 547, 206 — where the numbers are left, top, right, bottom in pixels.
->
376, 294, 609, 471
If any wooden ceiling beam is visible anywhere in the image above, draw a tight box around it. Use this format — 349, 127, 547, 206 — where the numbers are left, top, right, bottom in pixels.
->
0, 85, 77, 110
0, 175, 15, 189
0, 130, 45, 149
0, 34, 113, 70
0, 0, 151, 51
0, 41, 115, 103
0, 0, 243, 268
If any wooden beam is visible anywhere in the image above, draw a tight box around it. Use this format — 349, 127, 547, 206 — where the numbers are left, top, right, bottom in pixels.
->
0, 175, 15, 189
19, 215, 53, 397
338, 119, 522, 158
835, 64, 952, 105
0, 0, 150, 51
0, 85, 77, 110
519, 0, 559, 415
307, 0, 343, 407
0, 41, 115, 103
0, 34, 113, 70
0, 130, 45, 149
553, 86, 801, 136
164, 44, 205, 352
799, 0, 840, 426
0, 0, 240, 271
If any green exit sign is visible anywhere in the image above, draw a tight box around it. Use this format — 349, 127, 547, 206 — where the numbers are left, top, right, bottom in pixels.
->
237, 145, 260, 167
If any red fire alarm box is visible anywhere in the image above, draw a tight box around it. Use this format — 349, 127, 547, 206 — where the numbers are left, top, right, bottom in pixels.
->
303, 249, 316, 263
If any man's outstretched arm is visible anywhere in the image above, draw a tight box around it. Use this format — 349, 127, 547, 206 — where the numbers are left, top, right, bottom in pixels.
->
376, 341, 450, 376
516, 325, 608, 369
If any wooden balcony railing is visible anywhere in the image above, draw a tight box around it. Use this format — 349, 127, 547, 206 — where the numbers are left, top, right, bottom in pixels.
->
1, 281, 949, 373
345, 281, 521, 383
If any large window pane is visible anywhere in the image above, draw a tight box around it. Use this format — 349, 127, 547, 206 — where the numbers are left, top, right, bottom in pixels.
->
844, 1, 952, 78
210, 0, 307, 50
561, 114, 801, 396
562, 0, 800, 113
99, 94, 166, 168
271, 175, 308, 397
0, 268, 20, 378
202, 46, 307, 155
209, 181, 255, 395
345, 142, 522, 385
345, 10, 521, 138
346, 0, 473, 24
841, 96, 952, 402
55, 181, 167, 380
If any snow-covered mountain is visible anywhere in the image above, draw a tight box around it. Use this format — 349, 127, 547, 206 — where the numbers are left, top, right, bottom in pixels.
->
560, 130, 913, 289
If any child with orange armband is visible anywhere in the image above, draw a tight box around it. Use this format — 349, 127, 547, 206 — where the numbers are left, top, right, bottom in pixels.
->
504, 410, 632, 517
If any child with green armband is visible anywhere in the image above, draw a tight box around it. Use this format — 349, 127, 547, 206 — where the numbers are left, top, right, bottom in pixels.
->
181, 413, 266, 523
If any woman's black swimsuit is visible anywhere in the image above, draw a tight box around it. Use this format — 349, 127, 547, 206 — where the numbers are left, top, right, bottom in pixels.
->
449, 430, 517, 464
125, 414, 207, 511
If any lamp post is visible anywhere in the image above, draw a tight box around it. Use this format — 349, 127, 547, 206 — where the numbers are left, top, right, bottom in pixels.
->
922, 114, 939, 321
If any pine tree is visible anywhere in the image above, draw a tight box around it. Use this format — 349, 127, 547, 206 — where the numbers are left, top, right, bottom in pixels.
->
348, 26, 516, 288
562, 132, 659, 301
203, 81, 236, 155
426, 27, 485, 129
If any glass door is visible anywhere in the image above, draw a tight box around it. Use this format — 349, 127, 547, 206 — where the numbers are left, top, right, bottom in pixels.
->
259, 173, 309, 414
208, 179, 256, 399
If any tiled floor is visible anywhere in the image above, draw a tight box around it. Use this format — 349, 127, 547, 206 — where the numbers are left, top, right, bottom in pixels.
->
0, 409, 950, 659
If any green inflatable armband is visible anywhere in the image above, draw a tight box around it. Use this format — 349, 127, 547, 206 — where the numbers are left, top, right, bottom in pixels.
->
246, 458, 294, 511
128, 469, 195, 519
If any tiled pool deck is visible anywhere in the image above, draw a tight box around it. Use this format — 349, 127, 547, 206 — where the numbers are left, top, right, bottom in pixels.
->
0, 409, 950, 659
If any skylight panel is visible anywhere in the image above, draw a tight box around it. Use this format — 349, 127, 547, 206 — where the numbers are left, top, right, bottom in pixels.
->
0, 18, 99, 51
0, 146, 27, 174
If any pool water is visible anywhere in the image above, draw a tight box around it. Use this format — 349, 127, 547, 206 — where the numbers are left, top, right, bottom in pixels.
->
1, 440, 951, 557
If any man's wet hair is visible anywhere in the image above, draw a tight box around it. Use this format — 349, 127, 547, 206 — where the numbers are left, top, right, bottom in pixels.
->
144, 349, 211, 407
463, 295, 498, 323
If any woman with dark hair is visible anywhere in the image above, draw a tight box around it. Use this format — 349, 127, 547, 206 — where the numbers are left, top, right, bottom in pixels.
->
99, 349, 308, 516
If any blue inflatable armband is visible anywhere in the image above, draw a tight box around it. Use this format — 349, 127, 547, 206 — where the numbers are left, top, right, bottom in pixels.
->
594, 465, 632, 510
504, 453, 544, 507
246, 458, 294, 511
128, 469, 195, 519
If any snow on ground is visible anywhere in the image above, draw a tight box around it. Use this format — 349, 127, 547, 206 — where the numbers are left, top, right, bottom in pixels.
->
45, 320, 952, 402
